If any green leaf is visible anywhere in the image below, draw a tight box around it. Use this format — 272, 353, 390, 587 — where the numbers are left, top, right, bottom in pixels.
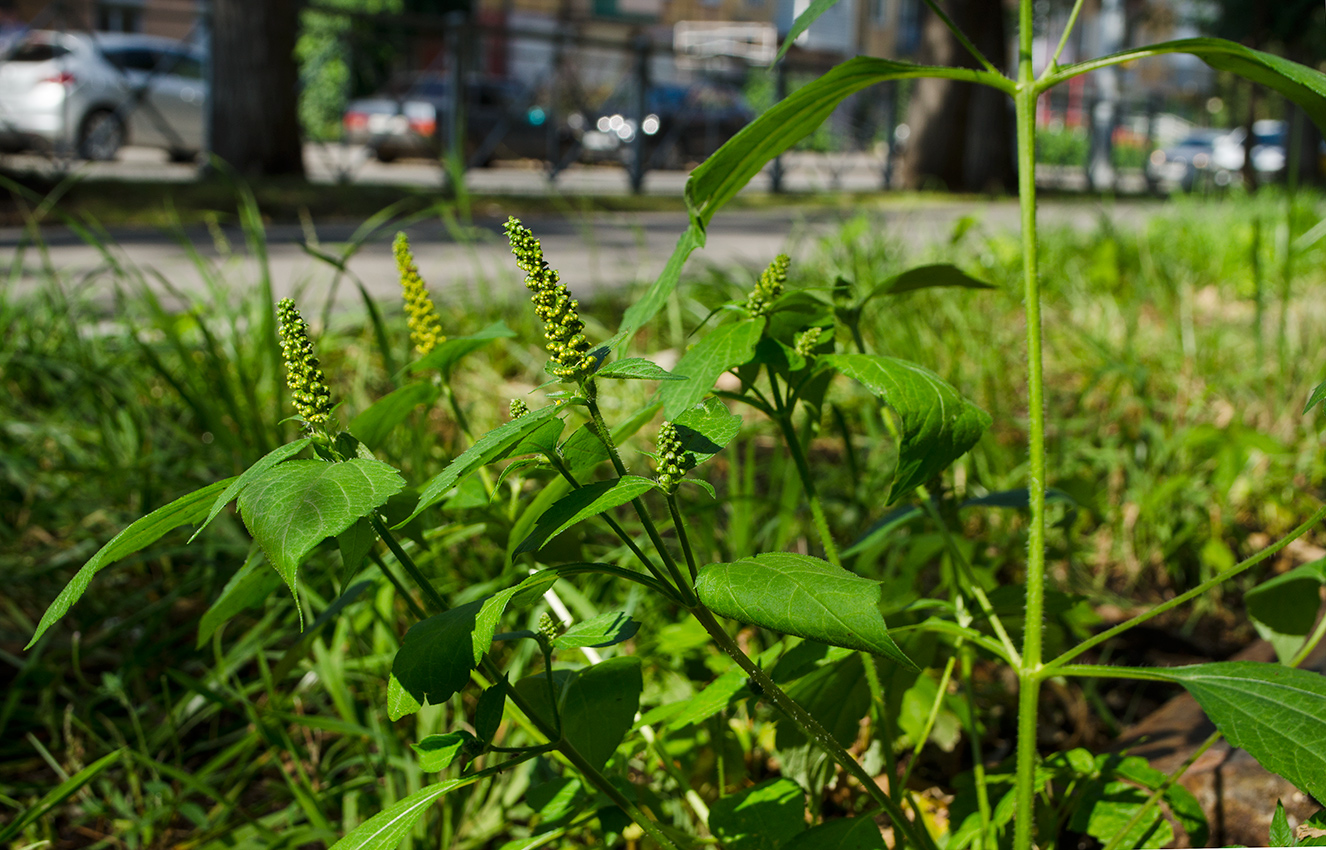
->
560, 656, 643, 771
402, 404, 562, 525
501, 416, 566, 461
350, 383, 441, 450
388, 601, 483, 721
638, 669, 749, 731
671, 396, 743, 470
412, 732, 476, 772
28, 478, 234, 649
555, 612, 640, 650
410, 321, 516, 377
1154, 662, 1326, 803
337, 517, 378, 585
867, 264, 995, 300
780, 816, 887, 850
776, 0, 841, 62
822, 353, 991, 502
1068, 779, 1172, 850
595, 357, 684, 381
238, 459, 404, 614
328, 776, 479, 849
192, 439, 311, 541
1306, 378, 1326, 416
559, 402, 662, 479
618, 227, 704, 348
779, 652, 871, 751
1246, 560, 1326, 663
516, 477, 657, 554
196, 547, 282, 648
1048, 39, 1326, 135
696, 552, 914, 667
475, 683, 505, 744
0, 749, 125, 843
1271, 799, 1295, 847
687, 57, 988, 226
473, 570, 564, 665
661, 319, 765, 418
707, 777, 806, 850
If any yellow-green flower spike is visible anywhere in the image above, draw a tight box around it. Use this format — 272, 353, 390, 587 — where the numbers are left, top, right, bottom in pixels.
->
510, 398, 530, 419
394, 232, 445, 356
655, 420, 685, 493
795, 326, 823, 357
504, 217, 592, 380
745, 254, 790, 317
276, 298, 335, 427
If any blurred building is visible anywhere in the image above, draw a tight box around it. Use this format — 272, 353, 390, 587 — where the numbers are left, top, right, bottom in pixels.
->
9, 0, 200, 40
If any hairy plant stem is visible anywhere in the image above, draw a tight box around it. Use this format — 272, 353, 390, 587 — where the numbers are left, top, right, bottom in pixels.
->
1046, 503, 1326, 670
545, 451, 674, 591
692, 605, 937, 850
1012, 1, 1045, 846
374, 522, 684, 850
583, 389, 697, 605
768, 375, 841, 566
920, 0, 998, 74
897, 654, 957, 793
1044, 0, 1087, 74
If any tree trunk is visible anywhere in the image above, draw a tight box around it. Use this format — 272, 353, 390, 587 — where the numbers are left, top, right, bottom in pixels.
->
210, 0, 305, 178
899, 0, 1014, 193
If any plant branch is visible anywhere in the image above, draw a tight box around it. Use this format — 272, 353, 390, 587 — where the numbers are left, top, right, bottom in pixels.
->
1045, 503, 1326, 670
667, 494, 701, 583
1100, 731, 1219, 850
372, 514, 448, 613
921, 0, 1001, 75
1043, 0, 1087, 77
692, 606, 938, 850
768, 374, 841, 566
369, 550, 429, 622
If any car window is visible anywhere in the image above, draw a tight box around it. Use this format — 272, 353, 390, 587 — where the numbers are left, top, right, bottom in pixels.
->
8, 41, 70, 62
168, 52, 203, 80
104, 47, 161, 72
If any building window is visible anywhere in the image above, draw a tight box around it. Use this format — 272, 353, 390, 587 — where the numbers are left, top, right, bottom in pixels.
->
871, 0, 887, 26
97, 1, 144, 32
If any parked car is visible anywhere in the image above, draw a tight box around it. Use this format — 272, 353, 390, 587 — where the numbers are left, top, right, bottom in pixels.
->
0, 30, 206, 161
343, 73, 573, 165
1147, 120, 1285, 190
577, 80, 754, 169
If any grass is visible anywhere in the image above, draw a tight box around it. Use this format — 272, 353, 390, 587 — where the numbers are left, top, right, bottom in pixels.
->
2, 188, 1324, 847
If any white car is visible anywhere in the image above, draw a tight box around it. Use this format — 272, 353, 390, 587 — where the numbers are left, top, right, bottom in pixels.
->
0, 30, 206, 161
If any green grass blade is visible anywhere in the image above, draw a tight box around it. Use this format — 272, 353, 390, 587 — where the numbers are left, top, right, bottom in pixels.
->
0, 749, 125, 842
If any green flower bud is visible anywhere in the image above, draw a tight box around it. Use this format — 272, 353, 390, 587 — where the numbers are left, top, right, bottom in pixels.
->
795, 326, 823, 357
504, 217, 592, 380
394, 232, 445, 356
745, 254, 790, 317
655, 420, 686, 493
510, 398, 530, 419
276, 298, 335, 427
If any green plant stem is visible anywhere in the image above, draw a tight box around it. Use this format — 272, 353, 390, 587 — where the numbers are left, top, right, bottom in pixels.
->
918, 496, 1022, 666
921, 0, 1000, 75
1051, 665, 1175, 683
1012, 2, 1045, 847
1100, 731, 1219, 850
1043, 0, 1087, 74
369, 550, 429, 622
1046, 503, 1326, 670
897, 654, 957, 792
960, 647, 992, 850
545, 452, 674, 591
1290, 608, 1326, 667
372, 514, 448, 613
541, 562, 684, 605
667, 494, 700, 583
692, 605, 936, 850
583, 392, 697, 606
768, 375, 841, 567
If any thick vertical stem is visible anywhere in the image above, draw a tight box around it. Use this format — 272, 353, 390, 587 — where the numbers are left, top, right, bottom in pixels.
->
1012, 1, 1046, 847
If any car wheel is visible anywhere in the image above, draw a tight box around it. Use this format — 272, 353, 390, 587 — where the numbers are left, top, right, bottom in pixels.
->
78, 110, 124, 161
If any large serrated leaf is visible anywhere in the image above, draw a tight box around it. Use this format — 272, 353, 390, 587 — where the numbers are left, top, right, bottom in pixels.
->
672, 397, 742, 468
554, 612, 640, 649
707, 777, 806, 850
559, 656, 643, 771
402, 404, 561, 525
516, 476, 657, 554
1154, 662, 1326, 803
388, 601, 483, 721
350, 382, 441, 450
192, 439, 311, 541
822, 353, 990, 502
472, 570, 564, 665
328, 777, 479, 849
1246, 560, 1326, 663
238, 459, 404, 612
595, 357, 684, 381
661, 319, 766, 418
696, 552, 913, 667
28, 478, 235, 649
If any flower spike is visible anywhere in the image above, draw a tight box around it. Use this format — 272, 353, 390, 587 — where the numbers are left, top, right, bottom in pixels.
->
276, 298, 335, 428
745, 254, 790, 317
504, 217, 592, 381
394, 232, 445, 356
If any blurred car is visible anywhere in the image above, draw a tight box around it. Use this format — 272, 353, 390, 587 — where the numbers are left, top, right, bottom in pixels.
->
0, 30, 206, 161
342, 74, 573, 165
577, 80, 754, 169
1148, 120, 1285, 190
